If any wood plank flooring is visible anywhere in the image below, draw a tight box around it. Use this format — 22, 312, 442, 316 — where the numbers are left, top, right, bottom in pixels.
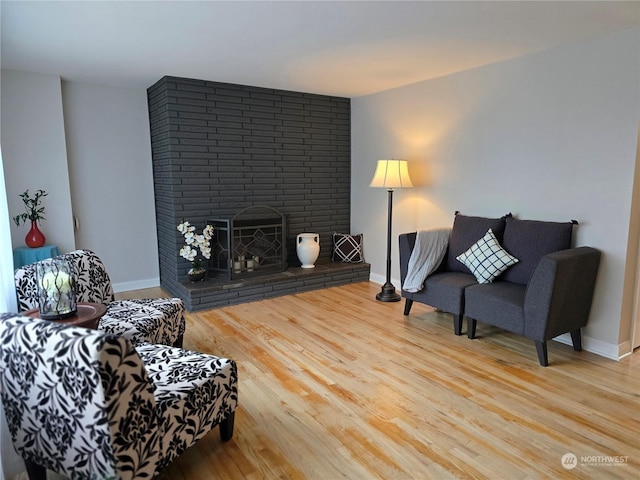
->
151, 281, 640, 480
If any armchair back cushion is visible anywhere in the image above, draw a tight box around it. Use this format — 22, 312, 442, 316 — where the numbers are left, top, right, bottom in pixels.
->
445, 213, 508, 274
500, 217, 573, 285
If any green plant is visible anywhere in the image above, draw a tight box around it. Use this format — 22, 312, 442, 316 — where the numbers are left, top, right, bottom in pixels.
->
13, 189, 48, 226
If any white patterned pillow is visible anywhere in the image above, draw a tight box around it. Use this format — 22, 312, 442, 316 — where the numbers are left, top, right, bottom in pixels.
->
332, 232, 364, 263
456, 228, 518, 284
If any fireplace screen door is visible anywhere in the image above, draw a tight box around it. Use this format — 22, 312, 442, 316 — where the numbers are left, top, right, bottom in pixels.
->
209, 205, 287, 280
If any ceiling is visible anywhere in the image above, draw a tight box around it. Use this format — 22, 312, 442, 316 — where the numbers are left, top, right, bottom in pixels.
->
1, 1, 639, 98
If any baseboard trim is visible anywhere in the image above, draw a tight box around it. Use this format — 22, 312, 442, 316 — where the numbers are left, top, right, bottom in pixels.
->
552, 333, 623, 361
369, 273, 402, 290
112, 277, 160, 294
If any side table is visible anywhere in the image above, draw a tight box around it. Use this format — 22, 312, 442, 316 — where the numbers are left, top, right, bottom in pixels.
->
23, 302, 107, 330
13, 244, 60, 269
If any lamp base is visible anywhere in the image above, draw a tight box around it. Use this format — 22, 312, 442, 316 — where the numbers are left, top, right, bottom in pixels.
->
376, 282, 401, 302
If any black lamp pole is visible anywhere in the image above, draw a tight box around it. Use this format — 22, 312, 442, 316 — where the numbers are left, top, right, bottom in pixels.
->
376, 188, 401, 302
369, 159, 412, 302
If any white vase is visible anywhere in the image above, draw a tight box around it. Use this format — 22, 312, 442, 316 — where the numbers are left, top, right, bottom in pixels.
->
297, 233, 320, 268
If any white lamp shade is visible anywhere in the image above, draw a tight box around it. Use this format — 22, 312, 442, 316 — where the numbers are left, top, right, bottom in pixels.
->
369, 159, 413, 189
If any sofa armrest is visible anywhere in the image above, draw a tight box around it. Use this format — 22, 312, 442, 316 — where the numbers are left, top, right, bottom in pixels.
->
399, 232, 417, 284
523, 246, 601, 341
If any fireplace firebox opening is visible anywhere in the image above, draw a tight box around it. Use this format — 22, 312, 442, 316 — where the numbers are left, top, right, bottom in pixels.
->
208, 205, 287, 280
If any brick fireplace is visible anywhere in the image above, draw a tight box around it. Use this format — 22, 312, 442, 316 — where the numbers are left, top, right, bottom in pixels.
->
147, 76, 369, 311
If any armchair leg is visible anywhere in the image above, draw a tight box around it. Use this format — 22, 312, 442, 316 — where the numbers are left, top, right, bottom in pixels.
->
570, 329, 582, 351
25, 460, 46, 480
535, 341, 549, 367
467, 318, 477, 339
453, 314, 463, 336
403, 299, 414, 316
220, 411, 235, 442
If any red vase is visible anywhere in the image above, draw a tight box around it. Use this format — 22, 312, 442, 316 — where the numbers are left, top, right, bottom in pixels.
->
25, 221, 46, 248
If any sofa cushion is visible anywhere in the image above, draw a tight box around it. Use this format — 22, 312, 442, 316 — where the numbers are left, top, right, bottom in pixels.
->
332, 232, 364, 263
100, 298, 185, 347
445, 213, 508, 273
456, 228, 519, 284
500, 217, 573, 285
465, 282, 527, 335
136, 342, 238, 471
419, 271, 478, 315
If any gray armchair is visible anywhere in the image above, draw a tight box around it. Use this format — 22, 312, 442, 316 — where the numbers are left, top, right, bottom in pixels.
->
465, 246, 601, 366
399, 214, 508, 335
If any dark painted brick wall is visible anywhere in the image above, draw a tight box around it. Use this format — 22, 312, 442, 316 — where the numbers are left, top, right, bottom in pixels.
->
147, 76, 352, 295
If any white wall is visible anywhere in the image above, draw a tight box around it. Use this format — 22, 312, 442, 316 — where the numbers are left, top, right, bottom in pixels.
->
0, 73, 159, 478
352, 28, 640, 358
61, 81, 159, 291
1, 70, 75, 253
0, 70, 159, 291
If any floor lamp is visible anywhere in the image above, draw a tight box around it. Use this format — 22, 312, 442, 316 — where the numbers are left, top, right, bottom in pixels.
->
369, 159, 413, 302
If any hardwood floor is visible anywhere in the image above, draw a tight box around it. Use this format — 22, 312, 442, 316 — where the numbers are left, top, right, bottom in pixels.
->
139, 281, 640, 480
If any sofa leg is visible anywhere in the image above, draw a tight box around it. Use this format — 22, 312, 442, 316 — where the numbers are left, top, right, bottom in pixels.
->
453, 314, 463, 336
467, 318, 477, 339
25, 460, 46, 480
403, 299, 414, 316
220, 411, 235, 441
570, 329, 582, 351
535, 341, 549, 367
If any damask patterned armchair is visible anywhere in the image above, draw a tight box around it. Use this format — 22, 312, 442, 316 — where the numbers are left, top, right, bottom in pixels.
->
0, 315, 238, 479
14, 249, 185, 347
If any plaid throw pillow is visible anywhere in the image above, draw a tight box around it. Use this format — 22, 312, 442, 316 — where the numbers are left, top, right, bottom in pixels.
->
332, 233, 364, 263
456, 228, 518, 284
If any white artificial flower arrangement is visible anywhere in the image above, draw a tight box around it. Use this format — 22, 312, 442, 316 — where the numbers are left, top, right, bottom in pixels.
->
177, 221, 214, 272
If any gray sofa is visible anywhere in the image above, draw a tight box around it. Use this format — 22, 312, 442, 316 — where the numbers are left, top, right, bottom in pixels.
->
399, 213, 601, 366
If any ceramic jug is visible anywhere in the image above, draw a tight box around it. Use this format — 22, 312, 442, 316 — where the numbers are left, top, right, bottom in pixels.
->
297, 233, 320, 268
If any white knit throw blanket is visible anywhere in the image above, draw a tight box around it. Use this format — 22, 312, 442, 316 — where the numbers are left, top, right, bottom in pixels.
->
403, 228, 451, 293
